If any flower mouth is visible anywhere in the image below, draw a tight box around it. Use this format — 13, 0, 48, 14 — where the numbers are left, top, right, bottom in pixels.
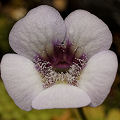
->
53, 62, 70, 73
55, 61, 70, 69
51, 57, 72, 70
33, 40, 88, 88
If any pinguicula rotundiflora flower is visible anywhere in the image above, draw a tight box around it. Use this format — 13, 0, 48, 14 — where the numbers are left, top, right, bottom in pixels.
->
1, 5, 118, 111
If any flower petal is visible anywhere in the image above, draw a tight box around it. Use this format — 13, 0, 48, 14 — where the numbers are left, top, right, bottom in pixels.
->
78, 50, 118, 107
65, 10, 112, 57
9, 5, 66, 60
32, 84, 91, 109
1, 54, 43, 111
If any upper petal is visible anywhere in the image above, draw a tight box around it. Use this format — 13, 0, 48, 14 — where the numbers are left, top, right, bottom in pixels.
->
65, 10, 112, 58
1, 54, 43, 111
9, 5, 66, 60
32, 84, 91, 109
78, 50, 118, 107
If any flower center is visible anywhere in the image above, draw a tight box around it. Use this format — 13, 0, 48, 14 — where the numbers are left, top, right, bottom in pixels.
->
33, 41, 88, 88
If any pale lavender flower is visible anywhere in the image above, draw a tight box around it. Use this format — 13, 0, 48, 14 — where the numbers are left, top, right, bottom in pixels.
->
1, 5, 118, 111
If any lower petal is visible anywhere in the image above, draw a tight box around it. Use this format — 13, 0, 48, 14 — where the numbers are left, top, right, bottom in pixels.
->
78, 50, 118, 107
32, 84, 91, 109
1, 54, 43, 111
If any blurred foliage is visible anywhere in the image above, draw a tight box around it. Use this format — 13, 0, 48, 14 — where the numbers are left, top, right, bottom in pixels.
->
0, 14, 14, 58
0, 0, 120, 120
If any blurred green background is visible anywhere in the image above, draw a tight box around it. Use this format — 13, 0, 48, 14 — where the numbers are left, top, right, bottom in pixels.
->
0, 0, 120, 120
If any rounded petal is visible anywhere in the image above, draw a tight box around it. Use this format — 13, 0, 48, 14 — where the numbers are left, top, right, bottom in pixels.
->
9, 5, 66, 60
65, 10, 112, 57
1, 54, 43, 111
32, 84, 91, 109
78, 50, 118, 107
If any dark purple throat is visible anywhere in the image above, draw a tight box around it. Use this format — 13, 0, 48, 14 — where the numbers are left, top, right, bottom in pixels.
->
33, 40, 88, 73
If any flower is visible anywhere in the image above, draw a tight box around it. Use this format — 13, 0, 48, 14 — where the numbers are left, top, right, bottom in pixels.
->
0, 5, 118, 111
